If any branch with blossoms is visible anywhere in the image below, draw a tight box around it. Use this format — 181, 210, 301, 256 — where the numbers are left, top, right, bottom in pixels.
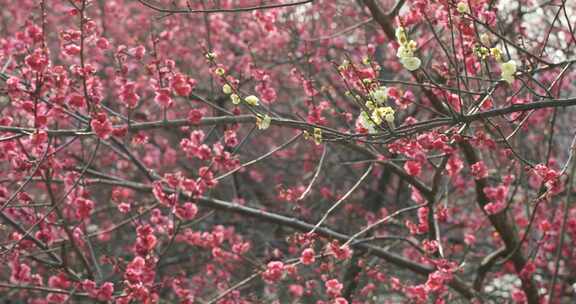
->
1, 0, 576, 303
136, 0, 315, 15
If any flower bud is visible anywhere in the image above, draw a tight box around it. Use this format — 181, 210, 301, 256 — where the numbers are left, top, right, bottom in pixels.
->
244, 95, 260, 106
231, 94, 241, 105
222, 84, 232, 94
256, 114, 271, 130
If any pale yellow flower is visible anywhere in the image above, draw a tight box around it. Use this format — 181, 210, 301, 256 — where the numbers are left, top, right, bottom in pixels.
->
358, 112, 375, 133
400, 56, 422, 71
501, 60, 517, 75
474, 46, 489, 60
371, 87, 388, 105
222, 84, 232, 95
244, 95, 260, 106
256, 114, 271, 130
395, 27, 407, 45
231, 94, 241, 105
214, 68, 226, 76
365, 100, 376, 111
490, 47, 502, 61
456, 2, 470, 14
313, 128, 322, 145
396, 45, 414, 58
371, 106, 395, 125
501, 60, 517, 83
395, 27, 421, 71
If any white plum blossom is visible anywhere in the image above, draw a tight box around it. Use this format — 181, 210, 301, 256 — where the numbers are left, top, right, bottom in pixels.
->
244, 95, 260, 106
400, 56, 422, 72
395, 27, 421, 71
371, 87, 388, 105
501, 60, 517, 84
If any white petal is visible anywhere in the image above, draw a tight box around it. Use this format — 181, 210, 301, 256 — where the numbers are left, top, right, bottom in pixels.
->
401, 56, 421, 71
501, 60, 517, 75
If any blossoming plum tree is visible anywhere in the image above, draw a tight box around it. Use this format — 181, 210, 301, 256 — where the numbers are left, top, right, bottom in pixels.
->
0, 0, 576, 303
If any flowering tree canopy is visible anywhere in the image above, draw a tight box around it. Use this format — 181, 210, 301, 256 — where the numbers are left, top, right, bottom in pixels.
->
1, 0, 576, 303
